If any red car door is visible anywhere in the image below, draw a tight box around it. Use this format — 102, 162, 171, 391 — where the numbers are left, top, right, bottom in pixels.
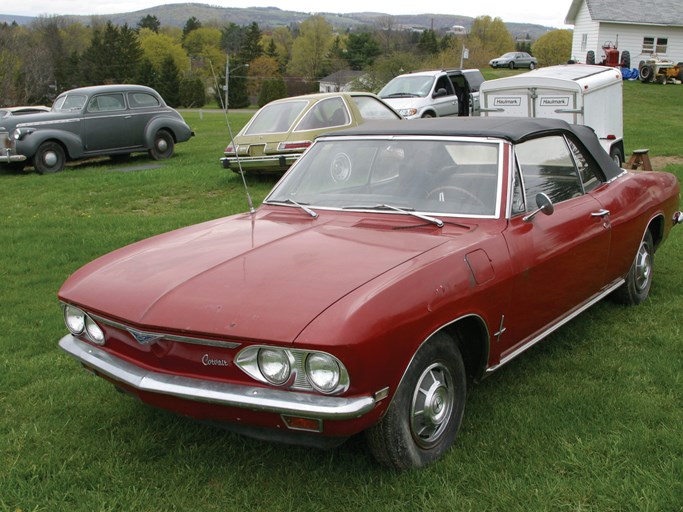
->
498, 135, 612, 364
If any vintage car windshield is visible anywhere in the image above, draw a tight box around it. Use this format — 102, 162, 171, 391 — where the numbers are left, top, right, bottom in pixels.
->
266, 137, 501, 217
52, 94, 87, 112
243, 100, 309, 135
379, 76, 435, 98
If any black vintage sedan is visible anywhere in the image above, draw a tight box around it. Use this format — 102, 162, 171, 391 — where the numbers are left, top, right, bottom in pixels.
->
0, 85, 194, 174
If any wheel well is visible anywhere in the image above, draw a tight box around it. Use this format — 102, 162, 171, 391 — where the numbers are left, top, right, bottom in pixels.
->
36, 139, 70, 160
441, 316, 489, 381
647, 215, 665, 251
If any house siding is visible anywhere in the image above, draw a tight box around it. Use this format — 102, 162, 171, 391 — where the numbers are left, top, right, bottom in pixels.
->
570, 1, 601, 62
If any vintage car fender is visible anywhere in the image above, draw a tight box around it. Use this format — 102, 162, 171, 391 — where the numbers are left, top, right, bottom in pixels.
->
293, 224, 513, 427
144, 115, 194, 147
15, 127, 85, 159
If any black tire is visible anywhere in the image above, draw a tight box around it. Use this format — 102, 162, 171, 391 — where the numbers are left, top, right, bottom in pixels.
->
508, 61, 515, 70
610, 146, 624, 167
365, 332, 466, 469
639, 65, 654, 82
33, 141, 65, 174
529, 62, 536, 70
586, 50, 595, 65
620, 50, 631, 69
421, 111, 435, 118
612, 231, 654, 305
149, 129, 174, 160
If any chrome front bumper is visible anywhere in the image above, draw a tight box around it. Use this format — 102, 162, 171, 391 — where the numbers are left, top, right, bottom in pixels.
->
220, 154, 300, 173
0, 151, 27, 163
58, 335, 376, 420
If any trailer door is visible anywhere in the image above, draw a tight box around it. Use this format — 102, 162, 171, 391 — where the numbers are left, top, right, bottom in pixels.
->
533, 87, 579, 124
482, 87, 530, 117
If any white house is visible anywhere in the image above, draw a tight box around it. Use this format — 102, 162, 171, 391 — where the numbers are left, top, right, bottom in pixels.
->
565, 0, 683, 66
319, 70, 366, 93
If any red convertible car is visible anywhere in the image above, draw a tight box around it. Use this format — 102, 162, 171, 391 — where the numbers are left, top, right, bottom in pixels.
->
58, 118, 681, 469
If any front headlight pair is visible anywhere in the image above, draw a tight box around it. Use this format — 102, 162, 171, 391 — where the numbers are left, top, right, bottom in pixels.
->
397, 108, 418, 117
63, 304, 105, 345
237, 346, 349, 395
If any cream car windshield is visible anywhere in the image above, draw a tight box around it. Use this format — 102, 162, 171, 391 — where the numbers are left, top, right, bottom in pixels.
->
266, 137, 501, 217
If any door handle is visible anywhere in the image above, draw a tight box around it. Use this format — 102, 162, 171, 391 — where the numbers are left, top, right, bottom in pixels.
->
591, 209, 610, 218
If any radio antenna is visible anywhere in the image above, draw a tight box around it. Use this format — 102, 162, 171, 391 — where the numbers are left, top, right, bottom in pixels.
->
210, 60, 255, 214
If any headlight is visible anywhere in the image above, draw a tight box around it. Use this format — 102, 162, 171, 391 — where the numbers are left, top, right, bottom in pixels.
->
64, 305, 85, 335
398, 108, 418, 117
305, 353, 340, 393
10, 128, 23, 141
257, 348, 291, 385
85, 316, 105, 345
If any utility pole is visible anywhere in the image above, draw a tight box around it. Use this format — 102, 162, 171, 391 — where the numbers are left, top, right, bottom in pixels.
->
224, 53, 229, 111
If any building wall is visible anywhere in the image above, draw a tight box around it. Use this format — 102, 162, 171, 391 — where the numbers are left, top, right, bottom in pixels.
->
570, 0, 683, 65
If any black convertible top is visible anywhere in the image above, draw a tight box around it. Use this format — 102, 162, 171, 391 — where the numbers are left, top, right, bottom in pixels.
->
323, 117, 623, 182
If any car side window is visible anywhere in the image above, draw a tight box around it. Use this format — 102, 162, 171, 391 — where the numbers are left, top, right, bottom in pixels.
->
515, 135, 584, 205
511, 163, 526, 215
434, 75, 455, 95
87, 94, 126, 113
295, 97, 350, 131
566, 137, 602, 193
129, 92, 161, 109
352, 96, 399, 120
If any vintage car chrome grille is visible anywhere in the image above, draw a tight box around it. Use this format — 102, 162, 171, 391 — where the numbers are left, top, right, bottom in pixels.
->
1, 132, 10, 149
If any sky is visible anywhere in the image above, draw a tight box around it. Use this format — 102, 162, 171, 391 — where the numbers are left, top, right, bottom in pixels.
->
4, 0, 574, 28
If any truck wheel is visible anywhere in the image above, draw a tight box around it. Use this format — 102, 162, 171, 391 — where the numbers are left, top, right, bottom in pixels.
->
508, 61, 515, 69
586, 51, 595, 65
620, 50, 631, 68
149, 129, 174, 160
639, 65, 654, 82
33, 141, 65, 174
365, 332, 466, 469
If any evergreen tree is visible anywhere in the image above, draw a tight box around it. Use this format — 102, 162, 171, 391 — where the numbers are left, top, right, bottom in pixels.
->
240, 22, 263, 62
183, 17, 202, 39
136, 58, 158, 89
179, 76, 206, 107
157, 56, 180, 107
138, 15, 160, 33
257, 77, 286, 107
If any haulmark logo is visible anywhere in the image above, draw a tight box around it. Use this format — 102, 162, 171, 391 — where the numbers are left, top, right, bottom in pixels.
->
493, 97, 522, 106
539, 97, 569, 106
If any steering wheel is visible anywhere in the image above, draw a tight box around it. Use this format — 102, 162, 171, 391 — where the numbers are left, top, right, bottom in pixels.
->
426, 186, 486, 209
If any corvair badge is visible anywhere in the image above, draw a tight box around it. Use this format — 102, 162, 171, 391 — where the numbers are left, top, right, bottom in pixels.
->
128, 328, 164, 345
202, 354, 230, 366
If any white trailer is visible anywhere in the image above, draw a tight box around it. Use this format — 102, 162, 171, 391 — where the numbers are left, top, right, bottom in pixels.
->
480, 65, 625, 165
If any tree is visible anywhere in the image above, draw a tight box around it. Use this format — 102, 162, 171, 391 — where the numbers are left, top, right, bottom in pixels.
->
466, 16, 515, 68
240, 22, 263, 62
346, 32, 381, 70
179, 76, 206, 107
138, 28, 188, 76
531, 29, 573, 66
418, 30, 439, 56
183, 16, 202, 39
136, 58, 158, 89
138, 15, 160, 33
157, 55, 180, 107
258, 77, 286, 107
81, 22, 142, 84
287, 15, 334, 81
247, 55, 280, 99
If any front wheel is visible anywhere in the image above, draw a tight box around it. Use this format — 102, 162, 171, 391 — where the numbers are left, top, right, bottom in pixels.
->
612, 231, 654, 305
149, 129, 174, 160
508, 61, 515, 69
365, 332, 466, 469
33, 141, 66, 174
529, 62, 536, 70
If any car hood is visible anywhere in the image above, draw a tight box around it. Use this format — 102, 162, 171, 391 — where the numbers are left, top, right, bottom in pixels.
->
381, 97, 425, 109
59, 208, 455, 343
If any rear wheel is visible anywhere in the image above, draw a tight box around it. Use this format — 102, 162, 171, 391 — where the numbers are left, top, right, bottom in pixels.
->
610, 146, 624, 167
149, 129, 174, 160
620, 50, 631, 69
33, 141, 65, 174
612, 231, 654, 305
639, 65, 654, 82
365, 332, 466, 469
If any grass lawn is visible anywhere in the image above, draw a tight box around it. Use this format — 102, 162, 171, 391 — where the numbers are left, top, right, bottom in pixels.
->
1, 82, 682, 511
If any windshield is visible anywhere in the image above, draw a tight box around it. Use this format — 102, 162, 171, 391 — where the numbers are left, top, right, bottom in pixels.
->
266, 137, 501, 218
379, 76, 435, 98
243, 100, 308, 135
52, 94, 87, 112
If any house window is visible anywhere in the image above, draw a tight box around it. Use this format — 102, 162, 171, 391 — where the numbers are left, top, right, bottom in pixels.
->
642, 37, 668, 54
581, 34, 587, 52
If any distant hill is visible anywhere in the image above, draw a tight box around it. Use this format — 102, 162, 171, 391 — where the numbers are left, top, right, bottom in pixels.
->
0, 3, 554, 39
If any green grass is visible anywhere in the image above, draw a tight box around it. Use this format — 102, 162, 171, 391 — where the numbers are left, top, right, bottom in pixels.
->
1, 87, 682, 511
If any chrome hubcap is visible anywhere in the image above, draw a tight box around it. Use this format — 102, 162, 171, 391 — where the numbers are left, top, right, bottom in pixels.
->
157, 138, 168, 152
634, 241, 651, 292
44, 151, 58, 167
410, 362, 454, 448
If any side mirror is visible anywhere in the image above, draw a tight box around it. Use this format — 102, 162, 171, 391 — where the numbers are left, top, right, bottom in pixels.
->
523, 193, 554, 222
433, 88, 448, 98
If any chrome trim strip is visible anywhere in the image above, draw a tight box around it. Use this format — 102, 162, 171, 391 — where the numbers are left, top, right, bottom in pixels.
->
485, 278, 625, 374
59, 335, 376, 420
88, 312, 241, 349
